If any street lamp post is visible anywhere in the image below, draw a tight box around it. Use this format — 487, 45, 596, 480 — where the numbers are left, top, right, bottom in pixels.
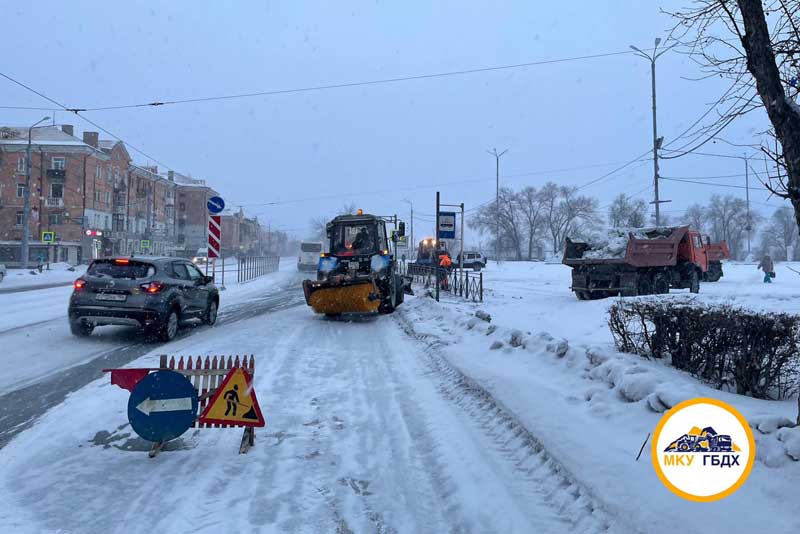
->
21, 116, 51, 269
630, 39, 672, 226
487, 148, 508, 263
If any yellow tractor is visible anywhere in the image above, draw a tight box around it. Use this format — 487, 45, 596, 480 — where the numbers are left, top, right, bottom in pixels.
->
302, 211, 409, 316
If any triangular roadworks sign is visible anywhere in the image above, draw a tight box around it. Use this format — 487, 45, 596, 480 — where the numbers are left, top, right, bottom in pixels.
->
198, 368, 265, 427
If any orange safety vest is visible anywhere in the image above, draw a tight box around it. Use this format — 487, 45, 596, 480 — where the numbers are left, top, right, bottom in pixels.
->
439, 255, 452, 268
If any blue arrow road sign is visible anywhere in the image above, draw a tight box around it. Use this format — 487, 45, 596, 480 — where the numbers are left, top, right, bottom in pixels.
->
127, 370, 199, 443
207, 196, 225, 214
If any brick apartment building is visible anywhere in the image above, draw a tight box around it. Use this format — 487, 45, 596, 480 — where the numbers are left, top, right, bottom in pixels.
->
220, 208, 265, 257
169, 171, 219, 257
0, 125, 115, 265
0, 124, 262, 265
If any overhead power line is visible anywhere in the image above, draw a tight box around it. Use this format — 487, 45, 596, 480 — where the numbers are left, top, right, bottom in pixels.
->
6, 48, 653, 113
660, 177, 753, 189
0, 70, 173, 171
660, 173, 748, 180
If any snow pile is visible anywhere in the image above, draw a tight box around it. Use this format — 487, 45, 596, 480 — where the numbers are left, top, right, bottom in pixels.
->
399, 293, 800, 533
579, 227, 673, 260
1, 262, 85, 290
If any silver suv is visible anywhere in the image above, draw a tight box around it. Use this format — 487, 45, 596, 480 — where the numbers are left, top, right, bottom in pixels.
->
68, 256, 219, 341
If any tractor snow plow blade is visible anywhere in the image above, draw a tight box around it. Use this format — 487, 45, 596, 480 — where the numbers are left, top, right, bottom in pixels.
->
303, 279, 380, 315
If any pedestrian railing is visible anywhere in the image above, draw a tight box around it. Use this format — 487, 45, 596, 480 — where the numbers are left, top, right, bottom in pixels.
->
400, 262, 483, 302
204, 256, 280, 287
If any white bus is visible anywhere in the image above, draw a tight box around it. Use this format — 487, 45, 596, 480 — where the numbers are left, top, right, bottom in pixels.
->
298, 241, 323, 271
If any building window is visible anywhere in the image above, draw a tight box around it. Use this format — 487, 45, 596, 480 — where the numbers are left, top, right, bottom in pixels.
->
15, 211, 23, 226
48, 212, 62, 225
105, 191, 111, 204
16, 184, 26, 198
105, 215, 110, 229
94, 191, 102, 203
50, 183, 64, 199
16, 157, 26, 173
51, 157, 66, 170
95, 166, 102, 179
179, 202, 186, 211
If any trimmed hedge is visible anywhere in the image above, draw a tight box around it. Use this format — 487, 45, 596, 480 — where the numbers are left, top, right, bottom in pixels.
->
608, 298, 800, 400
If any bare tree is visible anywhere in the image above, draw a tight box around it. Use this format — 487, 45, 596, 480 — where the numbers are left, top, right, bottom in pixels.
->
469, 187, 525, 259
706, 194, 761, 257
540, 182, 600, 254
515, 186, 547, 259
608, 193, 648, 228
667, 1, 800, 237
308, 203, 359, 240
683, 203, 709, 232
760, 206, 798, 259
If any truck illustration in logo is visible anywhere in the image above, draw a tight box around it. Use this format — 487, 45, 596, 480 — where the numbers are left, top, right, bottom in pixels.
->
664, 426, 737, 453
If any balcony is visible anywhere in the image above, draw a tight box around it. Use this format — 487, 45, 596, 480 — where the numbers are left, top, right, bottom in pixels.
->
44, 197, 64, 208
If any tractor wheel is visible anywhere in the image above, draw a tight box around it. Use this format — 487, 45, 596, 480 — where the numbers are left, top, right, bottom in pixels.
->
575, 291, 589, 301
379, 276, 398, 314
653, 273, 670, 295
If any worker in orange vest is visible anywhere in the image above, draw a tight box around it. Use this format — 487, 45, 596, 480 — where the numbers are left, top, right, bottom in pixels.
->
438, 254, 452, 290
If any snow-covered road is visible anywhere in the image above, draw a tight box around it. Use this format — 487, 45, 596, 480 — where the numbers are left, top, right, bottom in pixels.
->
0, 262, 304, 447
0, 286, 611, 533
2, 260, 799, 533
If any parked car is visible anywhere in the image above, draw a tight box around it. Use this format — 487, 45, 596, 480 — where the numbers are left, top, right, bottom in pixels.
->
0, 263, 6, 282
298, 241, 323, 271
68, 256, 219, 341
456, 251, 487, 271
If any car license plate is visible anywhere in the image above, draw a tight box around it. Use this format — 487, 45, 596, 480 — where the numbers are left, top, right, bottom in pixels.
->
96, 292, 126, 302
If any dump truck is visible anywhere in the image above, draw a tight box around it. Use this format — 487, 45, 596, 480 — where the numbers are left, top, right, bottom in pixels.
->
703, 237, 732, 282
302, 211, 409, 316
563, 226, 728, 300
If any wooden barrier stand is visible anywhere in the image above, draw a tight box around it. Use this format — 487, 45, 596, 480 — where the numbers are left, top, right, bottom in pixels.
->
158, 354, 258, 453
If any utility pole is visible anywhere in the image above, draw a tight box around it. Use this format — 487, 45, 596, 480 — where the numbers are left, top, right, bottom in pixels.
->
487, 148, 508, 262
21, 116, 50, 269
402, 198, 413, 260
435, 191, 440, 303
631, 39, 672, 225
744, 154, 751, 256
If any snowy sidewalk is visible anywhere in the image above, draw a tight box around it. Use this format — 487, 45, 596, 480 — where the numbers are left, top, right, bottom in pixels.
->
0, 263, 85, 294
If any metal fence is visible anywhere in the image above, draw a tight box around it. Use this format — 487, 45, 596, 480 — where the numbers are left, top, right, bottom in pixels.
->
401, 262, 483, 302
205, 256, 280, 286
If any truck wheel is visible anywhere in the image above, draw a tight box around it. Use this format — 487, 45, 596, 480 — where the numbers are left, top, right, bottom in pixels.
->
689, 270, 700, 294
575, 290, 589, 300
394, 275, 404, 306
637, 276, 653, 296
653, 274, 670, 295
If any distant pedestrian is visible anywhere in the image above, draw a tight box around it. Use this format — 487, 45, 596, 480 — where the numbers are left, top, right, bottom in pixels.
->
757, 254, 775, 283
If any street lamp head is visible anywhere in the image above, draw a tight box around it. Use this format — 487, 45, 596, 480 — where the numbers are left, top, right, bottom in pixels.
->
629, 45, 639, 52
42, 116, 51, 121
654, 37, 662, 47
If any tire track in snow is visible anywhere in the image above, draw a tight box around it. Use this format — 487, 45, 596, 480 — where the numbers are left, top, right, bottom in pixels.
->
395, 310, 618, 533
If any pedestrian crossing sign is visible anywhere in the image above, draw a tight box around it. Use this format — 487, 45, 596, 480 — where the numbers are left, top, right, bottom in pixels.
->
198, 368, 265, 427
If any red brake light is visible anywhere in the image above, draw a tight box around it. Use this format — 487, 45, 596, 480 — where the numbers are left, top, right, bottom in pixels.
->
73, 278, 86, 290
140, 281, 165, 294
114, 258, 130, 264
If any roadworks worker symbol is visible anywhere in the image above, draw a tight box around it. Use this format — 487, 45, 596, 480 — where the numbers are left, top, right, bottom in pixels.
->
198, 368, 265, 427
652, 397, 755, 502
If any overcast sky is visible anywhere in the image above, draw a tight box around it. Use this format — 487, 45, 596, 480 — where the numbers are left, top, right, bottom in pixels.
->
2, 0, 784, 242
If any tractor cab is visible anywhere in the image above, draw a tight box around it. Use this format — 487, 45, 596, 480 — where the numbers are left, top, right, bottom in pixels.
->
327, 214, 389, 258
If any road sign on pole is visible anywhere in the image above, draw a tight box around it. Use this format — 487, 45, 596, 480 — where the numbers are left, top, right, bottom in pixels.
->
127, 370, 199, 443
140, 239, 151, 250
41, 231, 54, 243
207, 196, 225, 214
438, 211, 456, 239
208, 215, 221, 259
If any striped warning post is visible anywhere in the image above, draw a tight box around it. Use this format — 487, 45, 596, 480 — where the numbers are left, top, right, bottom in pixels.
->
208, 215, 221, 258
